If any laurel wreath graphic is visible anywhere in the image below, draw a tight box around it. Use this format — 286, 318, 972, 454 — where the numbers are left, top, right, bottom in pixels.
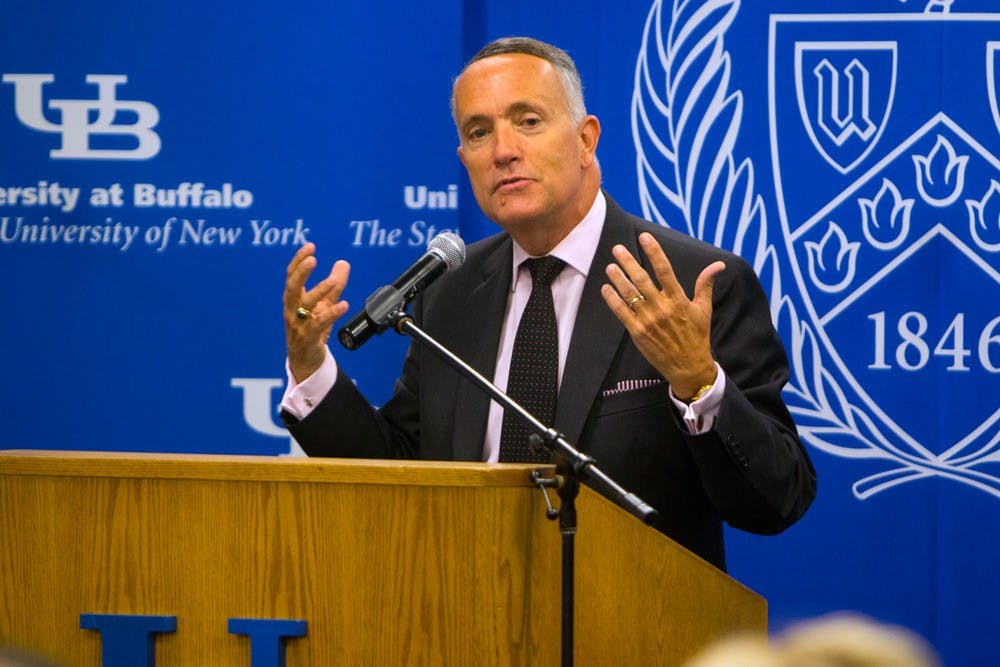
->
631, 0, 1000, 499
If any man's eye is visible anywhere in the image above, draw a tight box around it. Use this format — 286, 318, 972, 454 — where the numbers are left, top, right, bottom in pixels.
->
467, 127, 488, 141
521, 116, 541, 127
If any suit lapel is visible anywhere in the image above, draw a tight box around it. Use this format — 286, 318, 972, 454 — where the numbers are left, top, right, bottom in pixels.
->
450, 240, 512, 461
554, 198, 638, 447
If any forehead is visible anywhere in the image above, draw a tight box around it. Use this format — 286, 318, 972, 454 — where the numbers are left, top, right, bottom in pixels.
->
453, 53, 568, 119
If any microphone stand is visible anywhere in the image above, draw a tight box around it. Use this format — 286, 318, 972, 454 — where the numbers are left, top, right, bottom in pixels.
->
384, 308, 658, 667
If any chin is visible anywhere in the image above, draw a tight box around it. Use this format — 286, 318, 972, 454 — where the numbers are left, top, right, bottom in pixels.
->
491, 199, 547, 228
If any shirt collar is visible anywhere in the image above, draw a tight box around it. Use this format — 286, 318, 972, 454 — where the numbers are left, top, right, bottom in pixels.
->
510, 190, 606, 292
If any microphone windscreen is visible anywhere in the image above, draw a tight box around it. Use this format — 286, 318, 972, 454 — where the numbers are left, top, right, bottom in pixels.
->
428, 232, 465, 271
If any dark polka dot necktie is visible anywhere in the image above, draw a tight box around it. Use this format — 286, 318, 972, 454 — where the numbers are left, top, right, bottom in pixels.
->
499, 256, 567, 463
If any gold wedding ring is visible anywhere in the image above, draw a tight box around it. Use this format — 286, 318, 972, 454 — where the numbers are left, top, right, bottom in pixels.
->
295, 306, 312, 320
627, 295, 645, 308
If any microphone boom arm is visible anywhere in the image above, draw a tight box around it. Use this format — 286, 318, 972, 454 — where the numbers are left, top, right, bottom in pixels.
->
387, 309, 659, 526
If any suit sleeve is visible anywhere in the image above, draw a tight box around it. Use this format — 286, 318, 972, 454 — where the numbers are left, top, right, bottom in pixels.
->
680, 255, 817, 534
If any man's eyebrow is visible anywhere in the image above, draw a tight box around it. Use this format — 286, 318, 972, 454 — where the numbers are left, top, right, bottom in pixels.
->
460, 114, 490, 129
458, 100, 548, 134
505, 100, 544, 116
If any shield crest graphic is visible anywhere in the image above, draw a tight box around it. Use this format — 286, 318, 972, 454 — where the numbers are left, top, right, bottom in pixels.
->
794, 42, 896, 174
770, 13, 1000, 496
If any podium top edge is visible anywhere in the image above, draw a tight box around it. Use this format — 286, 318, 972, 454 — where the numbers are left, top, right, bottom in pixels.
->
0, 450, 552, 487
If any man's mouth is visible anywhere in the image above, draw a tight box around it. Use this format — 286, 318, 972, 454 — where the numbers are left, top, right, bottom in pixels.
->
494, 177, 530, 193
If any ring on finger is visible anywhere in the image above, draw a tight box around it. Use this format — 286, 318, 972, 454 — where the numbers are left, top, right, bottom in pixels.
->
295, 306, 312, 320
627, 294, 645, 308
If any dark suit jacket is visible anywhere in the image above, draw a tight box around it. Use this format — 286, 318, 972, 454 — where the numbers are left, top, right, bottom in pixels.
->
287, 195, 816, 570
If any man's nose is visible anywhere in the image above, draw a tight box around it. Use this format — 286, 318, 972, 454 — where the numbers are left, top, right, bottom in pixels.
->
492, 123, 520, 166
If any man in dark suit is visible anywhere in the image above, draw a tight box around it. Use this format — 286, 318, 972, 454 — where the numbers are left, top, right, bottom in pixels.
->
280, 37, 815, 571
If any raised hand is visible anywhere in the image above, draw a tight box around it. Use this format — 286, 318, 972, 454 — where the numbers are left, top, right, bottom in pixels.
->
600, 232, 725, 400
283, 243, 351, 383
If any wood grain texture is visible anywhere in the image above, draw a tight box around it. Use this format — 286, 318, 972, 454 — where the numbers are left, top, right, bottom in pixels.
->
0, 451, 764, 665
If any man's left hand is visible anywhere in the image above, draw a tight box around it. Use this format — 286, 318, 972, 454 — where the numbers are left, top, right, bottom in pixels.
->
600, 232, 725, 399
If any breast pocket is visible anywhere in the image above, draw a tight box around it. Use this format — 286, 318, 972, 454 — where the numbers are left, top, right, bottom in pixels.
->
595, 382, 671, 417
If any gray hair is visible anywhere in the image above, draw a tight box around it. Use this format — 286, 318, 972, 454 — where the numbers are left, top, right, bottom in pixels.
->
451, 37, 588, 124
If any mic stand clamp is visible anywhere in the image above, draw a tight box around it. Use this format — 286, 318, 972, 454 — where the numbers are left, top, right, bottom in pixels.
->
529, 466, 560, 521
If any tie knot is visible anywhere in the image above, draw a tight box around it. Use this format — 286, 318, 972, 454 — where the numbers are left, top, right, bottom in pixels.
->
524, 256, 566, 288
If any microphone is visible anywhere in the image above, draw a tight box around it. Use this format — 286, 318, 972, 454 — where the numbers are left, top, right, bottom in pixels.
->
338, 232, 466, 350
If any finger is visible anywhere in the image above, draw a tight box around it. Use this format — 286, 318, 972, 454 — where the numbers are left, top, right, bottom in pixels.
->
611, 245, 660, 301
284, 245, 318, 308
604, 260, 639, 299
693, 261, 726, 310
285, 243, 318, 293
308, 298, 351, 331
638, 232, 686, 300
611, 242, 661, 300
600, 283, 638, 327
303, 271, 351, 329
286, 242, 316, 279
303, 259, 351, 310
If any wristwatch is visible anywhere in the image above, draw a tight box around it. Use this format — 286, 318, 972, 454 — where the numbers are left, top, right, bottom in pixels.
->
684, 383, 714, 404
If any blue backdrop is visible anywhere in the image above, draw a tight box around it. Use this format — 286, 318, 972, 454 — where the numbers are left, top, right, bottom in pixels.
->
2, 1, 998, 664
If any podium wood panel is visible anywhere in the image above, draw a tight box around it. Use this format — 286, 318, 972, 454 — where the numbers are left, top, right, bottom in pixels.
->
0, 450, 764, 665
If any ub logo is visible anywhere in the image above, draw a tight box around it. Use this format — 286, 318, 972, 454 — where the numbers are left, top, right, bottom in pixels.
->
633, 1, 1000, 499
2, 74, 161, 160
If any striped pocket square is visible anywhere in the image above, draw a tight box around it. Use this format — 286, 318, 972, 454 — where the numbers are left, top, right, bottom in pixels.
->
601, 378, 666, 397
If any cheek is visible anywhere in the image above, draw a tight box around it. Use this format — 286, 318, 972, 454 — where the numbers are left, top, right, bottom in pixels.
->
543, 151, 579, 190
542, 135, 580, 174
459, 157, 488, 190
463, 166, 494, 208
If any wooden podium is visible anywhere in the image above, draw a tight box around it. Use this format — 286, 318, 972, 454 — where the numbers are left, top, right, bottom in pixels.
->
0, 450, 764, 665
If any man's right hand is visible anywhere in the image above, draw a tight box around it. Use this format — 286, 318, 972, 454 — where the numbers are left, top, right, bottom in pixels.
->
283, 243, 351, 383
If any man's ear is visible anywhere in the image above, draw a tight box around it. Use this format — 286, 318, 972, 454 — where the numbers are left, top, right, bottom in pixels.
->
457, 144, 467, 168
578, 115, 601, 167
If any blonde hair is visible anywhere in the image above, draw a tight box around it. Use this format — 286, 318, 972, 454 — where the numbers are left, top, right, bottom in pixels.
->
685, 613, 939, 667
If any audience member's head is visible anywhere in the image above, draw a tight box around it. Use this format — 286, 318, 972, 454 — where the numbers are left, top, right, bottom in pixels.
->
685, 613, 939, 667
684, 635, 775, 667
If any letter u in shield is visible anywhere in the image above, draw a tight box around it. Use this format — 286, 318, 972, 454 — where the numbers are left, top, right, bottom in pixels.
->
794, 42, 897, 175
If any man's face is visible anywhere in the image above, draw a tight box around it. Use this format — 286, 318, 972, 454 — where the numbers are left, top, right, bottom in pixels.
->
453, 53, 599, 248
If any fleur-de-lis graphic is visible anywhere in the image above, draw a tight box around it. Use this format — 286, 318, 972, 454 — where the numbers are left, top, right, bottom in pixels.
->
966, 179, 1000, 252
859, 178, 913, 250
913, 134, 968, 207
805, 222, 860, 293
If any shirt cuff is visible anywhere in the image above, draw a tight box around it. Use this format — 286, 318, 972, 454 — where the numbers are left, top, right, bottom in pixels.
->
280, 347, 338, 420
669, 363, 725, 435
